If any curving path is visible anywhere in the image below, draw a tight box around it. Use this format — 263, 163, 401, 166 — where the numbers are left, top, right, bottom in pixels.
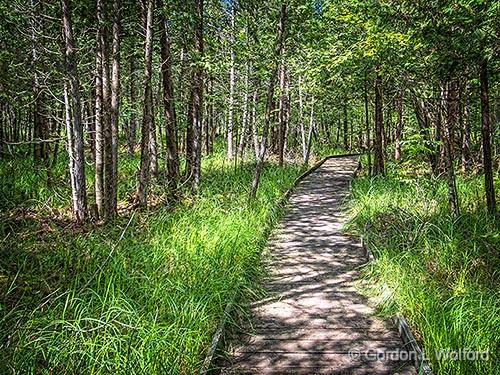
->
220, 156, 416, 374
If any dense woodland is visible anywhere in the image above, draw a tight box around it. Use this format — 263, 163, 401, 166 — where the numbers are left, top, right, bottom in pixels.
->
0, 0, 499, 374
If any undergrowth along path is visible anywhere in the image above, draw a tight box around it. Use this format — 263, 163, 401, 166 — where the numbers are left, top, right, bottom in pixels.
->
221, 156, 416, 374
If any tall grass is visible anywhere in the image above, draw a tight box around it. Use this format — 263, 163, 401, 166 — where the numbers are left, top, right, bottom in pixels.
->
348, 158, 500, 374
0, 152, 302, 374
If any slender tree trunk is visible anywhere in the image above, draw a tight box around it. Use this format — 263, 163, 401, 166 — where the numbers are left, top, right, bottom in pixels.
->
61, 0, 87, 222
227, 4, 235, 160
108, 0, 120, 216
343, 104, 348, 150
251, 87, 259, 159
442, 80, 460, 215
149, 94, 158, 176
238, 60, 250, 159
249, 4, 286, 199
101, 13, 113, 218
186, 0, 204, 188
304, 96, 314, 165
461, 82, 471, 173
298, 76, 307, 161
395, 91, 403, 162
31, 0, 48, 166
159, 3, 178, 186
137, 0, 154, 206
364, 80, 372, 176
373, 69, 384, 175
480, 59, 497, 214
127, 53, 137, 154
277, 59, 287, 166
94, 0, 105, 217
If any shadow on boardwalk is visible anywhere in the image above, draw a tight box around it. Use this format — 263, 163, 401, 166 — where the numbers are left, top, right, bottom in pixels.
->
218, 156, 416, 375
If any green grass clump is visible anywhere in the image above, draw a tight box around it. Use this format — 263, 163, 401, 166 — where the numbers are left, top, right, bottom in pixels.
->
0, 153, 302, 374
348, 159, 500, 375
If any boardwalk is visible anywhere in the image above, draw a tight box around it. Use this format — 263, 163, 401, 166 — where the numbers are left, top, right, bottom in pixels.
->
221, 156, 416, 374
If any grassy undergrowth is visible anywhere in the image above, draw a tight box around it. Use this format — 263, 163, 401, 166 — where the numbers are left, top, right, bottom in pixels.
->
348, 159, 500, 375
0, 152, 302, 374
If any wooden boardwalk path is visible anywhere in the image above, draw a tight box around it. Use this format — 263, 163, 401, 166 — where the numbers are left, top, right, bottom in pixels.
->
220, 156, 416, 374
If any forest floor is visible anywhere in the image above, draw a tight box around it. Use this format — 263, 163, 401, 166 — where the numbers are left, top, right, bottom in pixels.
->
0, 149, 320, 374
220, 156, 416, 374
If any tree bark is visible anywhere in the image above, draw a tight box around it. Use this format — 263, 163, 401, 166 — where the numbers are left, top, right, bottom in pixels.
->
127, 53, 137, 154
304, 96, 314, 165
480, 59, 497, 214
227, 4, 236, 160
373, 69, 384, 175
364, 79, 372, 176
238, 59, 251, 159
343, 103, 348, 150
94, 0, 106, 217
186, 0, 204, 188
108, 0, 120, 216
31, 0, 49, 166
137, 0, 154, 206
461, 82, 471, 173
277, 59, 287, 166
395, 91, 403, 162
159, 2, 179, 186
61, 0, 87, 222
441, 80, 460, 215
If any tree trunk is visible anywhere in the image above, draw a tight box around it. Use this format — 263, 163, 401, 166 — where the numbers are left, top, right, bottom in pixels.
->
304, 96, 314, 165
159, 3, 179, 186
31, 0, 49, 166
238, 60, 250, 159
461, 82, 471, 173
480, 59, 497, 214
249, 4, 286, 199
127, 53, 137, 154
61, 0, 87, 222
343, 104, 348, 150
373, 69, 384, 175
277, 59, 287, 166
186, 0, 204, 188
227, 3, 235, 160
149, 95, 158, 176
101, 11, 113, 218
442, 80, 460, 215
364, 79, 372, 176
94, 0, 106, 217
298, 76, 307, 161
108, 0, 120, 216
137, 0, 154, 206
251, 87, 259, 159
395, 91, 403, 162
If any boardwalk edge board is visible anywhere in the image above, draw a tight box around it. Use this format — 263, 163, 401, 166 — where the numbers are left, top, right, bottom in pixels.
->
199, 154, 360, 375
